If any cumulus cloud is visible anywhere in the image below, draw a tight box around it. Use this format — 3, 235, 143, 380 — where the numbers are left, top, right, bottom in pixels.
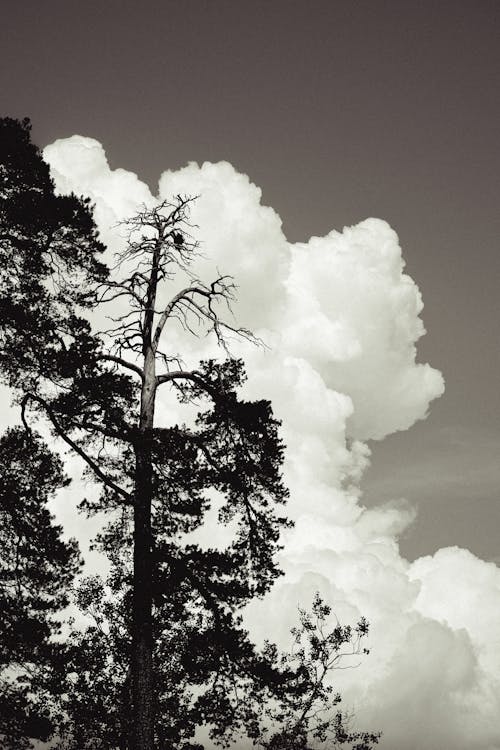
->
283, 221, 444, 439
43, 137, 499, 750
44, 136, 155, 254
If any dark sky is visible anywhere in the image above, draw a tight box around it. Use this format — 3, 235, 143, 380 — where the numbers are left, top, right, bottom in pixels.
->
2, 0, 499, 562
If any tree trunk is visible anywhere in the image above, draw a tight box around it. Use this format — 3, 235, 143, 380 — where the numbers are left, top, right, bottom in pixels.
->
130, 347, 156, 750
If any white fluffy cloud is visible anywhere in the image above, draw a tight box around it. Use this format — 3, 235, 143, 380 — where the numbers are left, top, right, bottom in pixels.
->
43, 137, 500, 750
283, 222, 445, 439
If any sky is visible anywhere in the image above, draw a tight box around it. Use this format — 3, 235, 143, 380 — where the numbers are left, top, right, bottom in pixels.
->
2, 1, 500, 748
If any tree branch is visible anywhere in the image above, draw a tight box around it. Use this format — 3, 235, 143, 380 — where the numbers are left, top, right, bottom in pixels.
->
21, 393, 133, 504
98, 354, 144, 380
155, 370, 219, 401
152, 278, 258, 352
152, 286, 197, 350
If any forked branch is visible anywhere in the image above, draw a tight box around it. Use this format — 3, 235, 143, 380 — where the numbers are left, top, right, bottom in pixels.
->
153, 276, 258, 353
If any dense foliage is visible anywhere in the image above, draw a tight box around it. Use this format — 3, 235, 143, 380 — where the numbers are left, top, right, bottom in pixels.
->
0, 428, 80, 749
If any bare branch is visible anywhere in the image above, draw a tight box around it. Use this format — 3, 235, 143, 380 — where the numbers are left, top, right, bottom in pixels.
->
152, 278, 260, 353
152, 286, 199, 350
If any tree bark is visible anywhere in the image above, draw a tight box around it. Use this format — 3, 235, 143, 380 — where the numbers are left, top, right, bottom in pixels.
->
130, 346, 156, 750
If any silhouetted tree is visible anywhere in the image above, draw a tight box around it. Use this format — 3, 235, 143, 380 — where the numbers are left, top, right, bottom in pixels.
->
1, 117, 290, 749
44, 198, 292, 749
0, 427, 80, 749
0, 117, 379, 750
0, 115, 105, 748
253, 594, 381, 750
54, 583, 380, 750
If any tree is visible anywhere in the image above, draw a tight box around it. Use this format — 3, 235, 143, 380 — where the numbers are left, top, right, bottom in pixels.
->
253, 594, 381, 750
54, 584, 380, 750
0, 115, 105, 748
0, 427, 80, 749
0, 117, 379, 750
51, 203, 291, 749
1, 117, 290, 749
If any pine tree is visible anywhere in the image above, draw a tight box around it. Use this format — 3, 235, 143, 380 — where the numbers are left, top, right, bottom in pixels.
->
0, 427, 80, 749
1, 118, 290, 749
0, 117, 379, 750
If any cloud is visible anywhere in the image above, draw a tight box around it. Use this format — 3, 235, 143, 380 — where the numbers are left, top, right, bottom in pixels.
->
43, 137, 499, 749
44, 135, 155, 254
283, 221, 444, 440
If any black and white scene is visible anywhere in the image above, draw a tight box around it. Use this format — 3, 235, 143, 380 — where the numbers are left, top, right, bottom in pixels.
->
1, 2, 499, 749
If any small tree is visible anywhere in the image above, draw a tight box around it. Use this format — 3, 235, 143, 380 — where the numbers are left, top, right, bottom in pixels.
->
254, 594, 381, 750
